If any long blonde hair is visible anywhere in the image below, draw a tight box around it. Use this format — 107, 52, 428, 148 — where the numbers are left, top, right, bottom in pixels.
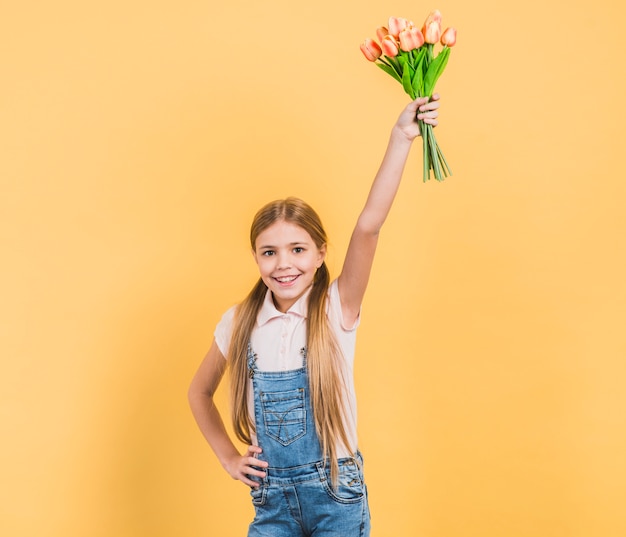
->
228, 197, 351, 484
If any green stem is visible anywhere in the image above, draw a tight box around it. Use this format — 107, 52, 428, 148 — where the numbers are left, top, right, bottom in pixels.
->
420, 119, 429, 182
427, 43, 434, 64
427, 126, 443, 181
436, 143, 452, 177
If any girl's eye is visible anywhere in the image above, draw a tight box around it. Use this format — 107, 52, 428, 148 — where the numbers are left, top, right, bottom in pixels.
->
262, 250, 275, 256
293, 247, 304, 253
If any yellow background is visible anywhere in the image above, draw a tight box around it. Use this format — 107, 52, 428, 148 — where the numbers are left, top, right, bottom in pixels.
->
2, 0, 625, 536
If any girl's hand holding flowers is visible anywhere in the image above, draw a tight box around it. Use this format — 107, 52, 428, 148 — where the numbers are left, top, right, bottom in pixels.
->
360, 10, 456, 182
395, 94, 440, 142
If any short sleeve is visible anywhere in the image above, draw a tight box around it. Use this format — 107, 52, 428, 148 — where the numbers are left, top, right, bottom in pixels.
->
214, 306, 237, 359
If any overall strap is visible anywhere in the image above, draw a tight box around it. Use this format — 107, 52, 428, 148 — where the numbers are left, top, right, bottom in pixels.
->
246, 343, 258, 378
247, 344, 308, 376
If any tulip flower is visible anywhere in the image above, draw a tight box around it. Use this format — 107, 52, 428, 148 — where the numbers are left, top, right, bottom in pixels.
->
399, 26, 425, 52
440, 27, 457, 47
360, 38, 382, 62
422, 21, 441, 44
376, 26, 389, 42
380, 34, 399, 57
422, 9, 442, 27
388, 16, 409, 38
421, 10, 442, 44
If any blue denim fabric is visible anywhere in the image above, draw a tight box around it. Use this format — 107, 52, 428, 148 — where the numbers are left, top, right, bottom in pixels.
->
247, 345, 370, 537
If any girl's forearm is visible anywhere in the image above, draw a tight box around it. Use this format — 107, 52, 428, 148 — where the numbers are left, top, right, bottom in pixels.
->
357, 127, 414, 234
188, 391, 241, 469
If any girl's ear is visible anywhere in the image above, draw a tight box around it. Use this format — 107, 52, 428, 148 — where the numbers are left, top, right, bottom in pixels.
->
317, 244, 327, 268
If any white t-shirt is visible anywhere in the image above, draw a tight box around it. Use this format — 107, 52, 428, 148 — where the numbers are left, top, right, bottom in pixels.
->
214, 279, 359, 457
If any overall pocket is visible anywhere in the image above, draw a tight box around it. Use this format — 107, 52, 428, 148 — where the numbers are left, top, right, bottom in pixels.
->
320, 458, 366, 504
260, 388, 306, 446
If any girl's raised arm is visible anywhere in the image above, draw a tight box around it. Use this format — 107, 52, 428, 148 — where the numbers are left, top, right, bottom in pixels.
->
337, 95, 440, 326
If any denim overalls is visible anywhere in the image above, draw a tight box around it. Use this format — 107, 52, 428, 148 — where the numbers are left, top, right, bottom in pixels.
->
247, 345, 370, 537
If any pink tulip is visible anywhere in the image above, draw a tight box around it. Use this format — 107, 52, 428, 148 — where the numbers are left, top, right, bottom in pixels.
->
399, 26, 425, 52
376, 26, 389, 42
359, 38, 382, 62
388, 16, 409, 38
421, 10, 442, 44
422, 9, 442, 26
440, 27, 457, 47
380, 34, 399, 57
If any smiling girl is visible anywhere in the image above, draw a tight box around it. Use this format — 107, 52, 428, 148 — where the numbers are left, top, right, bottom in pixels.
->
188, 95, 440, 537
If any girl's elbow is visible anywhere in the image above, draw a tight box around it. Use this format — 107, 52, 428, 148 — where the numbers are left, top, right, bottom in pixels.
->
187, 385, 198, 410
188, 382, 216, 407
355, 216, 382, 237
188, 382, 206, 408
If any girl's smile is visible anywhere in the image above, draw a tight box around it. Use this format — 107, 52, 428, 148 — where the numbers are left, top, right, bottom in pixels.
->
253, 220, 326, 312
274, 274, 299, 285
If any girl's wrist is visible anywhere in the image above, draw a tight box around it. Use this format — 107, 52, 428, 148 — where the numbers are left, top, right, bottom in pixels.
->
390, 125, 418, 145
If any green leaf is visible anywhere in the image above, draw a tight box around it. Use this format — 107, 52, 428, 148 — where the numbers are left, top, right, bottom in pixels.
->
403, 50, 415, 69
411, 55, 425, 98
413, 47, 427, 65
376, 61, 402, 83
423, 47, 450, 97
401, 64, 415, 99
386, 56, 403, 79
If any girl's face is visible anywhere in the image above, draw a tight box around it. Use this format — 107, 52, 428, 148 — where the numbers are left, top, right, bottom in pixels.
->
253, 220, 326, 313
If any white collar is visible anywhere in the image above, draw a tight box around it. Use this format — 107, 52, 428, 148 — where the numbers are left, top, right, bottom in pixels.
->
257, 286, 311, 326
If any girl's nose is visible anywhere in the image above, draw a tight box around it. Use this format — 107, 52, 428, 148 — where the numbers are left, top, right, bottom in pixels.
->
276, 253, 292, 269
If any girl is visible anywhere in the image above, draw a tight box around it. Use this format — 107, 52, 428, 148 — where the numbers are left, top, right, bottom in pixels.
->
188, 95, 441, 537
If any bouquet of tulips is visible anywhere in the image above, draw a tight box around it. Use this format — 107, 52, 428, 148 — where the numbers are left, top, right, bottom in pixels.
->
360, 10, 457, 182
